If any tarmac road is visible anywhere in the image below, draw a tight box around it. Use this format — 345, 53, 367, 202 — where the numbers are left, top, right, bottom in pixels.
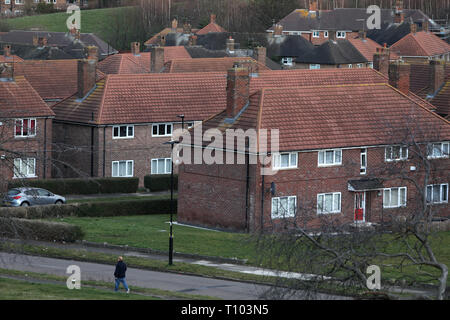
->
0, 252, 349, 300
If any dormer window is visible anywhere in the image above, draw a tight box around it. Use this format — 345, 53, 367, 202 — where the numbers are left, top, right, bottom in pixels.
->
312, 31, 320, 38
337, 31, 346, 38
282, 57, 293, 66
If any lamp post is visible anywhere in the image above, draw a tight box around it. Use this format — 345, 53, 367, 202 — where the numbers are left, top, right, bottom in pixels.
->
177, 114, 185, 130
163, 140, 179, 265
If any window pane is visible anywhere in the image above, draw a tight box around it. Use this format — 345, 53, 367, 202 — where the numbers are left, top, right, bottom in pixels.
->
15, 120, 22, 136
166, 124, 172, 135
324, 194, 333, 212
433, 186, 440, 204
335, 150, 342, 163
426, 185, 432, 203
119, 161, 126, 176
318, 151, 324, 165
325, 151, 333, 164
127, 161, 133, 176
333, 193, 341, 212
113, 127, 119, 137
401, 147, 408, 159
151, 160, 157, 174
13, 159, 20, 176
28, 158, 35, 176
289, 197, 296, 216
128, 126, 133, 137
280, 197, 288, 217
30, 120, 36, 135
433, 144, 441, 157
112, 162, 118, 177
392, 146, 400, 159
23, 119, 28, 136
280, 154, 289, 168
318, 194, 324, 212
443, 143, 449, 157
166, 159, 172, 174
384, 190, 390, 207
442, 185, 448, 202
400, 188, 406, 206
152, 125, 158, 135
391, 188, 399, 207
290, 153, 297, 167
119, 126, 127, 137
158, 124, 165, 135
272, 198, 279, 217
157, 159, 164, 173
385, 147, 392, 160
273, 154, 280, 168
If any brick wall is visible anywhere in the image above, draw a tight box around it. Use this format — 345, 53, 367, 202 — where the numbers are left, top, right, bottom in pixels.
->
178, 145, 450, 232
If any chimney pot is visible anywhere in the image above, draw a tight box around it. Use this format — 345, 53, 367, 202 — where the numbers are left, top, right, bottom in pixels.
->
255, 46, 266, 67
131, 42, 140, 55
274, 24, 284, 37
3, 45, 11, 57
389, 62, 410, 95
210, 14, 216, 24
226, 66, 250, 118
38, 37, 48, 48
226, 37, 235, 53
373, 48, 390, 76
86, 45, 99, 61
171, 19, 178, 32
410, 23, 418, 34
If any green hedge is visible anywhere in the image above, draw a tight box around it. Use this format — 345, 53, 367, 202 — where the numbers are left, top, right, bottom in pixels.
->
144, 175, 178, 192
0, 198, 177, 219
7, 177, 139, 195
0, 217, 83, 242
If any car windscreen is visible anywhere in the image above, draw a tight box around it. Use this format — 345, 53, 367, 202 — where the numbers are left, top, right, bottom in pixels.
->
7, 189, 20, 196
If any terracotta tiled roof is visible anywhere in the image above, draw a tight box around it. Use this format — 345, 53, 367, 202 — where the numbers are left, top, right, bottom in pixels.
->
52, 68, 389, 126
144, 28, 199, 46
0, 55, 23, 63
202, 83, 450, 152
0, 76, 55, 118
348, 37, 400, 62
98, 53, 151, 74
430, 80, 450, 116
163, 46, 192, 61
163, 57, 270, 73
196, 22, 227, 35
390, 31, 450, 57
13, 60, 104, 104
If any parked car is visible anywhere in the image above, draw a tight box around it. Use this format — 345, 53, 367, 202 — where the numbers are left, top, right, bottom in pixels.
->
2, 188, 66, 207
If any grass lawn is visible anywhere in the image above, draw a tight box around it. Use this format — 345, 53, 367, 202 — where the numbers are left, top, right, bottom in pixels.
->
66, 194, 173, 204
53, 214, 255, 262
0, 277, 155, 300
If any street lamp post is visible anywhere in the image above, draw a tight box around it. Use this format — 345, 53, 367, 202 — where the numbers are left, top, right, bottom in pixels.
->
177, 114, 185, 130
163, 140, 179, 266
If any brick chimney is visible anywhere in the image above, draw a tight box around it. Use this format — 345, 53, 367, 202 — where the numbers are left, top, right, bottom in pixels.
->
210, 14, 216, 24
226, 37, 235, 53
373, 47, 390, 76
151, 46, 165, 73
33, 36, 39, 47
358, 30, 366, 40
3, 45, 11, 57
389, 62, 411, 95
131, 42, 140, 55
423, 20, 429, 32
430, 60, 445, 94
86, 45, 99, 61
255, 46, 266, 67
38, 37, 48, 48
77, 59, 97, 99
226, 64, 250, 119
394, 0, 404, 23
410, 23, 418, 34
183, 23, 192, 34
309, 1, 318, 12
188, 35, 197, 46
171, 18, 178, 32
273, 24, 283, 37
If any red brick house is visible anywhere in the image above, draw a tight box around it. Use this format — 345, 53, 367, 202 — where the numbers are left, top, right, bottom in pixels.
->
1, 0, 88, 16
0, 71, 55, 190
177, 66, 450, 232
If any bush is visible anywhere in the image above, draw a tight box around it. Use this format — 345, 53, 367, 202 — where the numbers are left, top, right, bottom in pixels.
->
7, 177, 139, 195
0, 217, 83, 242
0, 198, 177, 219
36, 3, 55, 14
144, 175, 178, 192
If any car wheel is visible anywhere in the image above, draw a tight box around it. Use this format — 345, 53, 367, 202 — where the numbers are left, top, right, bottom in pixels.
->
55, 200, 63, 205
20, 202, 29, 207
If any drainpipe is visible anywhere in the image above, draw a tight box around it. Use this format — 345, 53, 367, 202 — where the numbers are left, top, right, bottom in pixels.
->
90, 113, 94, 177
103, 126, 106, 177
43, 118, 47, 179
244, 140, 250, 232
260, 155, 266, 232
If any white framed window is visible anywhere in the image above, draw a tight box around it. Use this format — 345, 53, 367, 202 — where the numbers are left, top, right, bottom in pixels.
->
348, 64, 353, 68
317, 192, 341, 214
282, 57, 293, 66
312, 31, 320, 38
318, 149, 342, 166
385, 146, 408, 161
112, 160, 133, 177
15, 118, 36, 137
5, 0, 11, 4
152, 123, 173, 137
15, 0, 24, 4
13, 158, 36, 178
310, 64, 321, 69
356, 63, 364, 68
271, 196, 297, 219
273, 152, 297, 170
426, 184, 448, 204
324, 31, 329, 38
360, 148, 367, 175
151, 158, 172, 175
113, 125, 134, 139
427, 142, 449, 159
368, 62, 374, 68
383, 187, 407, 208
337, 31, 346, 38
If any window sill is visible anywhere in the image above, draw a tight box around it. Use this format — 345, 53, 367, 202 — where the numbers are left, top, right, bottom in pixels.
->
13, 175, 37, 179
318, 164, 342, 168
112, 137, 134, 140
383, 206, 407, 209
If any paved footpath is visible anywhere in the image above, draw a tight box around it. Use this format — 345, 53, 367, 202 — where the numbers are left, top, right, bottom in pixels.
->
0, 252, 349, 300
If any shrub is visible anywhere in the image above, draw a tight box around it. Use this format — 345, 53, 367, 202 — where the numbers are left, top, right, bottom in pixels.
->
0, 198, 177, 219
0, 217, 83, 242
7, 177, 139, 195
144, 175, 178, 192
36, 3, 55, 14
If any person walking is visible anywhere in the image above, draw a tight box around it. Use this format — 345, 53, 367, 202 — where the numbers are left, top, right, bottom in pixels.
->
114, 256, 130, 293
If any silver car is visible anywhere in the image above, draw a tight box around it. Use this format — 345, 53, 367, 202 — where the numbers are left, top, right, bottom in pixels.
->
2, 188, 66, 207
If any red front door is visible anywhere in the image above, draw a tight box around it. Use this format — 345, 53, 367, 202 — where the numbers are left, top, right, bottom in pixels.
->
354, 192, 365, 222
